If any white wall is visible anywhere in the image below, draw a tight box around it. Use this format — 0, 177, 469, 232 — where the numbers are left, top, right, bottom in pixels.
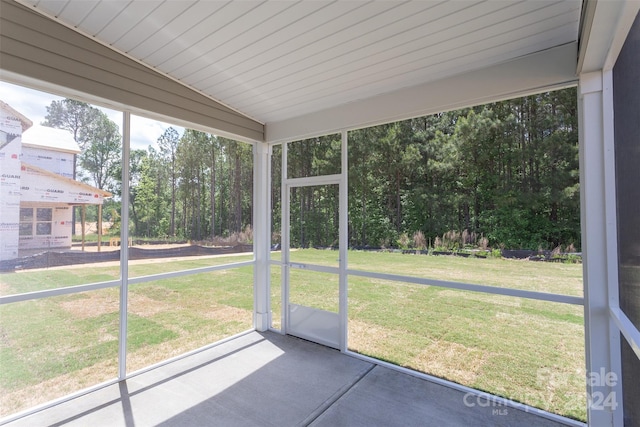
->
21, 146, 74, 179
0, 113, 23, 260
18, 204, 72, 250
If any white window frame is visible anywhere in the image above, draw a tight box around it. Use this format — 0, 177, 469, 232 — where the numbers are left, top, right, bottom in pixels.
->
0, 108, 257, 425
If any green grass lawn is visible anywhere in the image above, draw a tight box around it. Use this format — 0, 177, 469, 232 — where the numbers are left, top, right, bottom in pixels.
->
0, 250, 585, 420
276, 249, 586, 421
0, 254, 254, 295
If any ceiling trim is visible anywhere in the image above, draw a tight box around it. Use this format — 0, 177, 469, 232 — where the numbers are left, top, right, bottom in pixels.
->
1, 0, 264, 143
10, 0, 266, 126
577, 0, 639, 74
265, 42, 579, 144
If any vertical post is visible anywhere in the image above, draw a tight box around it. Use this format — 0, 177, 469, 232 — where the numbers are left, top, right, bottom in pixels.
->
281, 142, 289, 333
266, 142, 272, 327
339, 130, 348, 352
253, 141, 271, 331
579, 71, 621, 426
118, 112, 131, 380
72, 157, 77, 236
97, 204, 102, 252
81, 205, 86, 251
602, 68, 624, 427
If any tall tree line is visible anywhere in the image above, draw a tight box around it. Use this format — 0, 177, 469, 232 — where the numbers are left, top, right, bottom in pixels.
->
46, 88, 579, 249
272, 88, 580, 250
43, 100, 253, 241
126, 129, 253, 240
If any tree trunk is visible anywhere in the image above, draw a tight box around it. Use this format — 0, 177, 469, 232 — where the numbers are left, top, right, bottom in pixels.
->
234, 151, 242, 232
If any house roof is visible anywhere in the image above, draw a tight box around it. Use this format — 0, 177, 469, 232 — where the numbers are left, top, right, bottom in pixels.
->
0, 99, 33, 132
5, 1, 638, 143
21, 161, 112, 199
21, 125, 81, 154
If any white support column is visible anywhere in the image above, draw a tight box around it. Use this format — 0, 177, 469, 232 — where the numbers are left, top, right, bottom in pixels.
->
601, 68, 624, 427
339, 130, 348, 352
281, 142, 290, 333
578, 71, 622, 427
253, 142, 271, 331
118, 112, 131, 380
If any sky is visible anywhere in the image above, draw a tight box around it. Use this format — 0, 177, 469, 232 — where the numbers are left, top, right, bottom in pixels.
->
1, 80, 182, 151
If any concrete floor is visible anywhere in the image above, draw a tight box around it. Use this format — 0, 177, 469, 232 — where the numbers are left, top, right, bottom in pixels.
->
5, 331, 573, 427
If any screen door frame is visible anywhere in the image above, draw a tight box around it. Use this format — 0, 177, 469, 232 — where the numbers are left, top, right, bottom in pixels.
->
280, 132, 348, 351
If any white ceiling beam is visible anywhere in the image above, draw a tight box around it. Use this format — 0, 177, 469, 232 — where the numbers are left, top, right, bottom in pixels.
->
265, 42, 578, 144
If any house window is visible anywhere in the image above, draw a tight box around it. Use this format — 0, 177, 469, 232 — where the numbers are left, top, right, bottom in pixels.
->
36, 208, 52, 235
19, 208, 33, 236
19, 207, 53, 236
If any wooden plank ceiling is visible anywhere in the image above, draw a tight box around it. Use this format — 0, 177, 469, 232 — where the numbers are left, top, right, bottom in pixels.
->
17, 0, 582, 126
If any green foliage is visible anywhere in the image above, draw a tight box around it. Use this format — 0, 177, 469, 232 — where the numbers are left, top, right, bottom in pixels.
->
43, 99, 121, 191
42, 100, 254, 242
44, 88, 580, 250
42, 99, 102, 149
79, 114, 121, 191
344, 89, 580, 250
396, 233, 410, 249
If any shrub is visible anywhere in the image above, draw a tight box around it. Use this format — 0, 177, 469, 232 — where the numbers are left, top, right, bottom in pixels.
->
479, 235, 489, 250
442, 230, 460, 249
413, 231, 426, 250
397, 233, 411, 249
461, 229, 477, 247
433, 236, 443, 251
239, 225, 253, 244
272, 231, 281, 245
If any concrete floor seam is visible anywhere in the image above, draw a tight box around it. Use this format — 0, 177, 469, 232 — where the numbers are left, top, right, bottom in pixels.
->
301, 364, 376, 427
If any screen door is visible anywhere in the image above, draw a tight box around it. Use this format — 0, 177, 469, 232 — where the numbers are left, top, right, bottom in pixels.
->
283, 179, 342, 349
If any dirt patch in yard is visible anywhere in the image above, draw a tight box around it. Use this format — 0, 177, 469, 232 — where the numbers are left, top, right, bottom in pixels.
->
59, 292, 119, 319
0, 281, 13, 295
128, 293, 173, 318
410, 340, 487, 385
348, 318, 486, 386
59, 291, 174, 320
204, 305, 251, 323
347, 319, 415, 357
